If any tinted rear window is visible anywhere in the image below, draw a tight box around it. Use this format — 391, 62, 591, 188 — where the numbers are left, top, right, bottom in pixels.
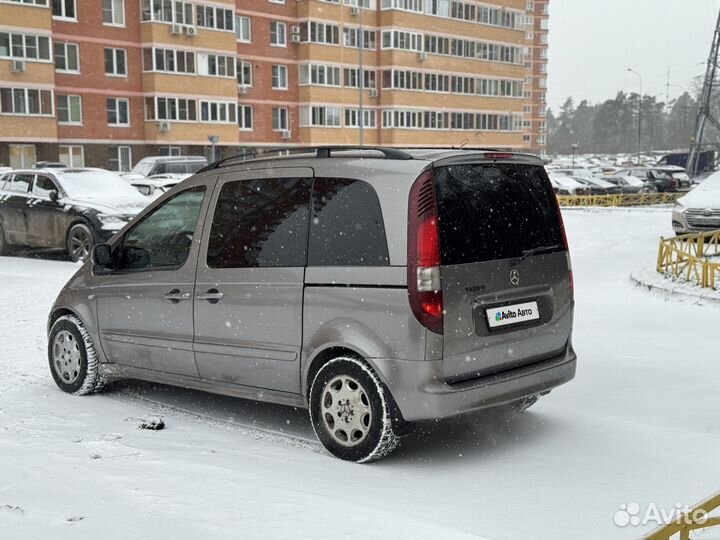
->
434, 164, 563, 265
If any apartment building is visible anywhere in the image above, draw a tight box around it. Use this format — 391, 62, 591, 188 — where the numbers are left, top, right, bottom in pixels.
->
0, 0, 548, 170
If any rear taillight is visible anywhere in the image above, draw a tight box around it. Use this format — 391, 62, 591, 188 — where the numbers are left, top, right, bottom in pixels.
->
554, 188, 574, 301
408, 170, 443, 334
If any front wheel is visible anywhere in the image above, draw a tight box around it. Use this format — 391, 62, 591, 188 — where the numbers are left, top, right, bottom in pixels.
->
309, 357, 400, 463
48, 314, 106, 395
66, 223, 94, 262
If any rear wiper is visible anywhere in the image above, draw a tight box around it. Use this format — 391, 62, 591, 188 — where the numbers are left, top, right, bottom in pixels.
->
517, 244, 563, 264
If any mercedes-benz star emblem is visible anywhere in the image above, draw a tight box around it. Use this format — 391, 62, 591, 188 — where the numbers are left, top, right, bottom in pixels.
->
510, 269, 520, 286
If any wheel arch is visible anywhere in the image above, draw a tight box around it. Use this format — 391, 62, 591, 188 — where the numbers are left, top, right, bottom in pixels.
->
303, 345, 365, 402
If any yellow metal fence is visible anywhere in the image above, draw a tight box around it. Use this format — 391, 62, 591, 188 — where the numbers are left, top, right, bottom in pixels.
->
657, 230, 720, 289
640, 491, 720, 540
557, 193, 684, 206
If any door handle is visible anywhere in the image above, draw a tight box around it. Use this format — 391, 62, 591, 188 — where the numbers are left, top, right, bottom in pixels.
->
164, 289, 191, 303
196, 288, 224, 304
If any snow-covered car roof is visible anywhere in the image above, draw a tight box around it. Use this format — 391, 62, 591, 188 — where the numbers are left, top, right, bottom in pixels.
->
549, 175, 585, 189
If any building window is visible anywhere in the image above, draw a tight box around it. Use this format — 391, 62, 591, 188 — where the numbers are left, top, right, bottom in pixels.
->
306, 21, 339, 45
8, 144, 37, 169
197, 5, 234, 31
52, 0, 76, 19
59, 145, 84, 167
0, 32, 52, 61
237, 105, 253, 130
108, 145, 132, 171
343, 68, 376, 88
146, 96, 197, 121
3, 0, 49, 5
0, 87, 53, 115
300, 106, 341, 127
270, 21, 286, 46
236, 15, 251, 42
237, 60, 252, 86
104, 48, 127, 76
199, 100, 237, 123
102, 0, 125, 26
343, 108, 376, 128
143, 47, 195, 74
299, 64, 341, 87
54, 42, 79, 72
57, 94, 82, 124
271, 65, 288, 89
272, 107, 288, 131
107, 97, 129, 126
198, 53, 236, 78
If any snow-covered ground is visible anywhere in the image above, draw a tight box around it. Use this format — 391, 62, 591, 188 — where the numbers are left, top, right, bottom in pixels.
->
1, 208, 719, 540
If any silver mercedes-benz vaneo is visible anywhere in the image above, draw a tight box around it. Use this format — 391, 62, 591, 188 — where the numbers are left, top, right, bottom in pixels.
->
47, 147, 576, 462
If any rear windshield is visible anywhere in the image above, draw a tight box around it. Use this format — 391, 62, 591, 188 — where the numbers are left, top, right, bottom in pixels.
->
434, 163, 564, 265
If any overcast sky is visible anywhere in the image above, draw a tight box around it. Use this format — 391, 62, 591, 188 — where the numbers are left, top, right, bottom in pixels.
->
547, 0, 720, 111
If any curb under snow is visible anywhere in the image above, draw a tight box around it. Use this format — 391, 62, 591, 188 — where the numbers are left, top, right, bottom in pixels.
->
630, 268, 720, 306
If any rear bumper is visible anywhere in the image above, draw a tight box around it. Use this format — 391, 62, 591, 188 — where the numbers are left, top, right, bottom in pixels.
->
370, 344, 576, 422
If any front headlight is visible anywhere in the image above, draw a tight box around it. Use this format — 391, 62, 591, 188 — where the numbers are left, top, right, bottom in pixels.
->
98, 214, 129, 231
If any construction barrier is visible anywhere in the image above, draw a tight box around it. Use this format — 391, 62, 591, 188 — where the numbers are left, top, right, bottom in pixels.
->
639, 491, 720, 540
557, 193, 684, 207
656, 230, 720, 289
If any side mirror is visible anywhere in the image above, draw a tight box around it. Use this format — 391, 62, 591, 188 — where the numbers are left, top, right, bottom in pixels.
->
48, 190, 59, 202
93, 243, 113, 268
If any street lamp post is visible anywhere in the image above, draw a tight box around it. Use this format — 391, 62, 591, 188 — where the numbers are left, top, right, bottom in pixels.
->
627, 68, 642, 164
208, 135, 219, 163
358, 3, 364, 147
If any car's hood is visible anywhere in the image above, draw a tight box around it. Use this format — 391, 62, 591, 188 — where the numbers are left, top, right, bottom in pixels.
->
678, 174, 720, 208
61, 195, 148, 216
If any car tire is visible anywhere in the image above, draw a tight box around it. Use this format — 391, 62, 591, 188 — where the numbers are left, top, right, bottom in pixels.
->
66, 223, 94, 262
309, 357, 400, 463
48, 314, 106, 395
0, 222, 11, 256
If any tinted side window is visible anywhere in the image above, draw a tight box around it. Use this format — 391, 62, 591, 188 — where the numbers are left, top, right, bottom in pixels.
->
118, 186, 206, 271
10, 174, 33, 193
207, 178, 312, 269
33, 175, 59, 197
309, 178, 389, 266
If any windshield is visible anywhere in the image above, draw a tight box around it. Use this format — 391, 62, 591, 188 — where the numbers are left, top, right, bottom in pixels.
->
434, 163, 564, 265
55, 170, 147, 201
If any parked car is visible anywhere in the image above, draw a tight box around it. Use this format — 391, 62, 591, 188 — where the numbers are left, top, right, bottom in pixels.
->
570, 176, 621, 195
672, 170, 720, 234
549, 175, 591, 195
0, 168, 148, 261
33, 161, 67, 169
615, 167, 678, 192
47, 147, 576, 463
653, 165, 691, 190
122, 156, 207, 181
130, 176, 181, 198
604, 175, 657, 193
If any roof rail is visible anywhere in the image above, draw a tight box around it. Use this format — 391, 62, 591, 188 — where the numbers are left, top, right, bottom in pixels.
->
197, 145, 414, 174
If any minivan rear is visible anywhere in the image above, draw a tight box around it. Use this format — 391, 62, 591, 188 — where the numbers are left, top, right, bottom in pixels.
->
406, 153, 574, 385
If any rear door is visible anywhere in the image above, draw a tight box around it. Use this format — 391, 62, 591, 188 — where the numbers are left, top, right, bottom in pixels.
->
434, 160, 573, 383
193, 168, 312, 394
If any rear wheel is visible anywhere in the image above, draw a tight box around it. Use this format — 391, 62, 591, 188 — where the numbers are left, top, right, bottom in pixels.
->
66, 223, 94, 262
309, 357, 400, 463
